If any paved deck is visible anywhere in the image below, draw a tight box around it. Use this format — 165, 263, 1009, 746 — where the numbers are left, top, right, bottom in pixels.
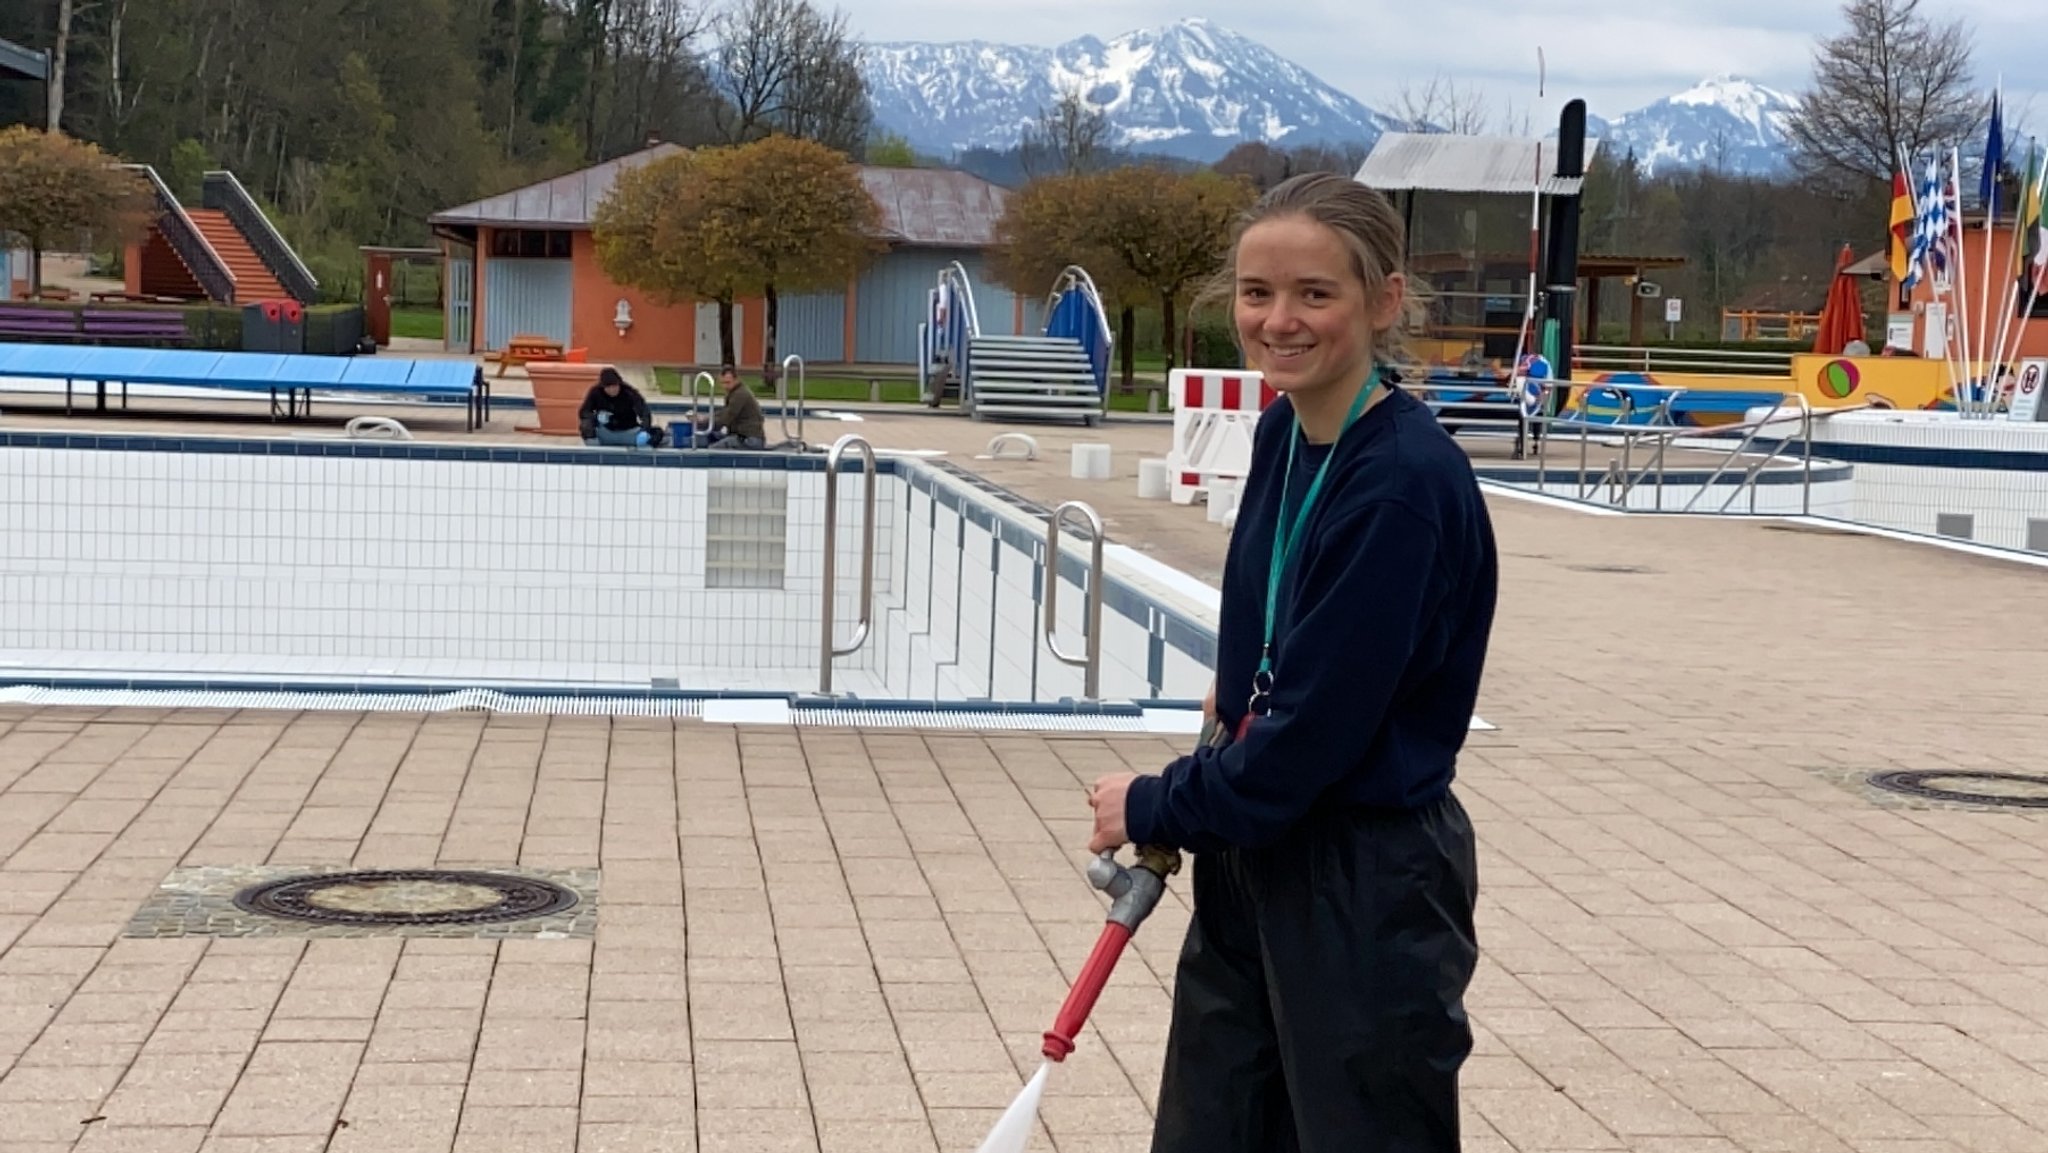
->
4, 403, 2048, 1152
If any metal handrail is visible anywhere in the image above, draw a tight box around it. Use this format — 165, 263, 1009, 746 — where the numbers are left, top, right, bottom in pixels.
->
691, 371, 715, 428
779, 354, 807, 445
203, 169, 319, 293
818, 434, 877, 695
1042, 500, 1106, 700
123, 163, 235, 298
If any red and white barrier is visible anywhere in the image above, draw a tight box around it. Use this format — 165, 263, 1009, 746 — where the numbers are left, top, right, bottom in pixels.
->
1166, 368, 1275, 505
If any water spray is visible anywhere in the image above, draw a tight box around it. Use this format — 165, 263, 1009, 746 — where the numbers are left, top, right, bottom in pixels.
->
971, 842, 1183, 1152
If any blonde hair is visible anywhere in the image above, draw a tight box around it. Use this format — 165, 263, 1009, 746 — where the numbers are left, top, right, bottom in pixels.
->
1192, 171, 1427, 375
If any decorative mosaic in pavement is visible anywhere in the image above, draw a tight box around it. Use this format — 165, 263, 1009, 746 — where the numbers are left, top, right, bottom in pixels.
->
124, 865, 600, 939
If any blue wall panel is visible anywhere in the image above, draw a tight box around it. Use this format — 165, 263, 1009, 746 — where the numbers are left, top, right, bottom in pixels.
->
775, 290, 846, 362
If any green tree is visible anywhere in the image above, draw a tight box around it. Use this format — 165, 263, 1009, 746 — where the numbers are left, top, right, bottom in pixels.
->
702, 134, 885, 374
0, 126, 152, 294
1086, 164, 1257, 374
591, 149, 750, 366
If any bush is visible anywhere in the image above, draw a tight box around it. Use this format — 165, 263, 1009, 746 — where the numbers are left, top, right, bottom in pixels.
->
1189, 314, 1241, 369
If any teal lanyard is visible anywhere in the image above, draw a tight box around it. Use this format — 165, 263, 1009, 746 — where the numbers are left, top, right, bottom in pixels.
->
1249, 370, 1379, 714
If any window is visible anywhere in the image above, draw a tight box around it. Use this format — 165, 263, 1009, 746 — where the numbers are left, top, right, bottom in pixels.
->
705, 472, 788, 589
488, 229, 572, 259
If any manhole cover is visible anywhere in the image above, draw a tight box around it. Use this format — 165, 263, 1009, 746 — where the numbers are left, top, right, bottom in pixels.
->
1865, 770, 2048, 808
232, 870, 581, 926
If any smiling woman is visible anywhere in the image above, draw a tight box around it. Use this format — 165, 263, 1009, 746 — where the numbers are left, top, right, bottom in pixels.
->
1085, 171, 1499, 1152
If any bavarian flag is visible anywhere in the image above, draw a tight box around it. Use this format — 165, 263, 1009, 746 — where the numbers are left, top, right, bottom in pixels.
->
1888, 168, 1914, 282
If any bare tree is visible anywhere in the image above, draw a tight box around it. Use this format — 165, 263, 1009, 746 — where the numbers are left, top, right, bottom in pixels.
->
1019, 87, 1113, 178
708, 0, 870, 155
1781, 0, 1981, 189
1387, 72, 1490, 135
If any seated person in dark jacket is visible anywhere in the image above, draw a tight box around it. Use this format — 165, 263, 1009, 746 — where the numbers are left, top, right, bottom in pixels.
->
701, 365, 767, 448
579, 367, 664, 447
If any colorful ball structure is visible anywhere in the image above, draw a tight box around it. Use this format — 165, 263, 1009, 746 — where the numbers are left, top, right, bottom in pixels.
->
1818, 358, 1860, 399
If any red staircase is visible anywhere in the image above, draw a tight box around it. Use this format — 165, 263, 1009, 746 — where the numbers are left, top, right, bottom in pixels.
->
185, 209, 289, 302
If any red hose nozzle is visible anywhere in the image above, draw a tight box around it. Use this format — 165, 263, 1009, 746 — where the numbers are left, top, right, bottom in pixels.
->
1042, 922, 1131, 1061
1040, 845, 1181, 1062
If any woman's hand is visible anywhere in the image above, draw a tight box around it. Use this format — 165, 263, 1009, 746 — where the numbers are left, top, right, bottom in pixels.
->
1087, 772, 1136, 853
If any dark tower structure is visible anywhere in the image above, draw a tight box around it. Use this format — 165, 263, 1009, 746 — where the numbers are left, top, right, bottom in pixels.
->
1539, 99, 1588, 420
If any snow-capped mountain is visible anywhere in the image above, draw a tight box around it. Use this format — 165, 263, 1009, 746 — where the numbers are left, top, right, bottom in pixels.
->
862, 18, 1406, 162
862, 20, 1802, 175
1574, 77, 1799, 177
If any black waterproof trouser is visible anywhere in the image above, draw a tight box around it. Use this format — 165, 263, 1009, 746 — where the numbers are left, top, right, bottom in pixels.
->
1149, 791, 1481, 1153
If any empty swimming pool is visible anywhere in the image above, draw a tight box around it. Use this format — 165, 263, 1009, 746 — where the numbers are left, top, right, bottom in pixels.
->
0, 428, 1216, 712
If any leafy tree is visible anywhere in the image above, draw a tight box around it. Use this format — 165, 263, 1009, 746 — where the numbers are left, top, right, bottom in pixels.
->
1086, 164, 1256, 374
864, 130, 918, 167
0, 125, 152, 294
1782, 0, 1982, 189
700, 134, 884, 374
591, 149, 750, 366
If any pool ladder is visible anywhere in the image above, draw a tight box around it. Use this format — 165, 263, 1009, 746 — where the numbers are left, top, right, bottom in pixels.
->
819, 434, 876, 694
818, 440, 1109, 701
1043, 501, 1106, 700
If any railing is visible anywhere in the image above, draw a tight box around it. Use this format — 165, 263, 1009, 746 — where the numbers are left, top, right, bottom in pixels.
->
124, 164, 235, 304
1042, 500, 1106, 700
923, 262, 981, 408
202, 170, 319, 303
688, 371, 716, 430
1044, 264, 1112, 394
818, 434, 878, 695
1524, 382, 1886, 515
1573, 344, 1795, 377
778, 354, 808, 446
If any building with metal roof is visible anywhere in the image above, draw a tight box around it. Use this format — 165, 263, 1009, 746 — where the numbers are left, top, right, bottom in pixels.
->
1355, 131, 1688, 350
426, 144, 1028, 366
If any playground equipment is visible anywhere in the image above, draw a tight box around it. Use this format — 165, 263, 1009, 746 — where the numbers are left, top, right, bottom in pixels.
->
919, 262, 1111, 425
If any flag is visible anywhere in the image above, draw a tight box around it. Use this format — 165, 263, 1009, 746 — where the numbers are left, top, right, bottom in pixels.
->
2019, 143, 2046, 290
1889, 167, 1914, 283
1980, 90, 2005, 210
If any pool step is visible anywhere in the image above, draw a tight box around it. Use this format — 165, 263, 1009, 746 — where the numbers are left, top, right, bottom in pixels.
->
966, 334, 1102, 425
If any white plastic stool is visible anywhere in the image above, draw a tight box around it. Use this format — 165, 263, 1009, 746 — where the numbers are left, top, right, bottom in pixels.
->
1071, 443, 1113, 480
1207, 480, 1241, 524
1136, 458, 1170, 499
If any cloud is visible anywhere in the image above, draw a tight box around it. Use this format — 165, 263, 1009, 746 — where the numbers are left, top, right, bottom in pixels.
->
842, 0, 2039, 127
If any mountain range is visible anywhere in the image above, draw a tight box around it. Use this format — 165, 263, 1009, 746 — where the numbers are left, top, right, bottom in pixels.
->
861, 18, 1801, 177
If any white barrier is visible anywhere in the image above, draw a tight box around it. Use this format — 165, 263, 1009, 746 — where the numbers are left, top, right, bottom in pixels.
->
1167, 368, 1275, 505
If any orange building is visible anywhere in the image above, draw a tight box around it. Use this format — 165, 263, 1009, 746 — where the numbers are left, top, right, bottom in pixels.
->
1893, 215, 2048, 367
426, 144, 1031, 368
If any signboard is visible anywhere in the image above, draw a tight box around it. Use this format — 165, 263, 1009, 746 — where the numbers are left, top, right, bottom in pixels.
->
1885, 314, 1914, 352
1664, 298, 1682, 323
2012, 358, 2047, 422
1922, 302, 1947, 359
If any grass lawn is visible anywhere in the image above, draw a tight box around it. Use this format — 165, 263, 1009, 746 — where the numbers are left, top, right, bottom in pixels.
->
650, 366, 1171, 413
390, 307, 443, 340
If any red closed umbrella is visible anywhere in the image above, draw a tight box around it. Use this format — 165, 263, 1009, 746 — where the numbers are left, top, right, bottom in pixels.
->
1812, 242, 1867, 355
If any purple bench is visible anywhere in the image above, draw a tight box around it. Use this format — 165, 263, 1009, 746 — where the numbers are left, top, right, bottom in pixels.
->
80, 309, 189, 345
0, 306, 81, 340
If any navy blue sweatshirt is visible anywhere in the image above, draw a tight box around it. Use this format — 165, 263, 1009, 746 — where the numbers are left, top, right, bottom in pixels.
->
1123, 380, 1498, 853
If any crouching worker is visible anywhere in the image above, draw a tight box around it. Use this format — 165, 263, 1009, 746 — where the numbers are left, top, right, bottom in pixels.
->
1083, 172, 1499, 1153
579, 367, 665, 447
699, 365, 767, 448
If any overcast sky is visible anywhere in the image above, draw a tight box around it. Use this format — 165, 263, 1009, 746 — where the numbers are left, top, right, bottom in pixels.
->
844, 0, 2042, 139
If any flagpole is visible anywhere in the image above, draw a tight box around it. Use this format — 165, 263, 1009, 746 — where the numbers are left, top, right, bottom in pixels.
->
1989, 137, 2033, 405
2004, 156, 2046, 397
1948, 147, 1979, 415
1974, 83, 2001, 415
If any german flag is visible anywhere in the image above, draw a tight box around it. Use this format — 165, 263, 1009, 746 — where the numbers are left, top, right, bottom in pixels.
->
1888, 168, 1914, 285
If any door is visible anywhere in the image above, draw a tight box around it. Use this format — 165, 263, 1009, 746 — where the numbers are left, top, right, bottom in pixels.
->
445, 256, 474, 352
483, 258, 573, 351
695, 300, 742, 365
365, 252, 393, 345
